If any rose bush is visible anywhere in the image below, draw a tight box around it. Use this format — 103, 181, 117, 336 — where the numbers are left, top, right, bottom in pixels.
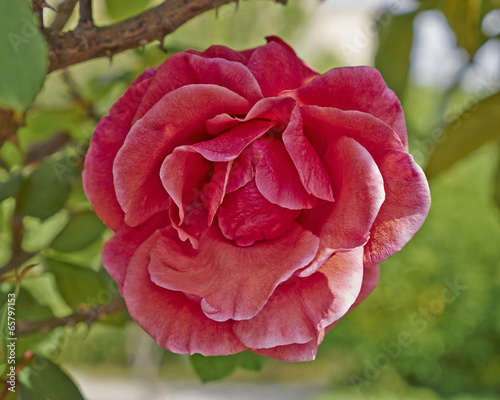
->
83, 37, 430, 361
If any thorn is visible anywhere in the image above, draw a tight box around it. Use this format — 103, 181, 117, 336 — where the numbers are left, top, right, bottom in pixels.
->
105, 49, 114, 65
158, 39, 168, 54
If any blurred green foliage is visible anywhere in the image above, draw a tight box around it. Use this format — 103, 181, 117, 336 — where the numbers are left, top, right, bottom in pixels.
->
0, 0, 499, 398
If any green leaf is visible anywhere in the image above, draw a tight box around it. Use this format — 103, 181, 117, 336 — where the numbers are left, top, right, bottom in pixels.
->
17, 108, 90, 152
438, 0, 491, 57
0, 0, 48, 110
375, 11, 415, 99
17, 158, 79, 221
0, 172, 22, 202
18, 354, 84, 400
105, 0, 152, 22
237, 351, 268, 371
189, 353, 239, 382
189, 351, 268, 382
425, 91, 500, 179
43, 258, 106, 310
50, 211, 106, 253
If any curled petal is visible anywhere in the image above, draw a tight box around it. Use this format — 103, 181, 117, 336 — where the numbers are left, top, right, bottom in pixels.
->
190, 119, 275, 162
248, 40, 318, 97
233, 247, 364, 348
251, 331, 325, 362
160, 146, 211, 224
253, 137, 318, 210
83, 70, 155, 231
290, 66, 408, 148
123, 232, 247, 356
134, 52, 262, 122
302, 107, 429, 265
299, 136, 385, 277
101, 211, 168, 293
148, 223, 319, 322
282, 104, 334, 202
113, 85, 252, 227
326, 264, 380, 333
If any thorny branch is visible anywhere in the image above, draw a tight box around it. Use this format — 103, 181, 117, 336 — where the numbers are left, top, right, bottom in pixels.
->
46, 0, 241, 72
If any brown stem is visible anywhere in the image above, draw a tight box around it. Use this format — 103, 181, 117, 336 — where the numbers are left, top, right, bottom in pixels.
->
79, 0, 93, 26
62, 70, 99, 120
17, 297, 126, 336
50, 0, 79, 31
46, 0, 239, 72
0, 214, 35, 276
0, 108, 24, 149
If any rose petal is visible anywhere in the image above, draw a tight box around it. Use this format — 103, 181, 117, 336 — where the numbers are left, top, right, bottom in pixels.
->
298, 136, 385, 277
363, 151, 431, 266
282, 104, 334, 202
83, 70, 155, 231
247, 40, 318, 97
101, 211, 168, 293
326, 264, 380, 333
251, 332, 325, 362
289, 66, 408, 148
148, 223, 319, 322
253, 137, 318, 210
160, 146, 212, 224
187, 45, 249, 64
205, 114, 241, 135
226, 147, 256, 193
113, 85, 252, 227
201, 161, 232, 225
123, 232, 247, 356
218, 180, 300, 246
134, 52, 262, 121
301, 107, 430, 266
190, 119, 275, 162
233, 247, 364, 348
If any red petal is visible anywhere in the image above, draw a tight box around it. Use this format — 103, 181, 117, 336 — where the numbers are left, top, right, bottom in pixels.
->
253, 137, 318, 210
187, 45, 249, 64
251, 332, 325, 362
218, 181, 300, 246
123, 232, 247, 356
134, 52, 262, 121
301, 107, 430, 266
201, 161, 231, 225
205, 114, 241, 135
101, 211, 168, 293
363, 151, 431, 266
298, 136, 385, 277
282, 104, 334, 202
148, 223, 319, 322
83, 70, 155, 231
190, 119, 275, 162
290, 66, 408, 148
233, 247, 364, 348
247, 41, 318, 97
160, 146, 211, 224
326, 264, 380, 333
113, 85, 252, 227
226, 147, 256, 193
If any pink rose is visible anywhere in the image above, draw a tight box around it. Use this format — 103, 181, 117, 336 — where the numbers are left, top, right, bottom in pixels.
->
83, 37, 430, 361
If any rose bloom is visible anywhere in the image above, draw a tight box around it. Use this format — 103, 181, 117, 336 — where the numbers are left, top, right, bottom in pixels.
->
83, 37, 430, 361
